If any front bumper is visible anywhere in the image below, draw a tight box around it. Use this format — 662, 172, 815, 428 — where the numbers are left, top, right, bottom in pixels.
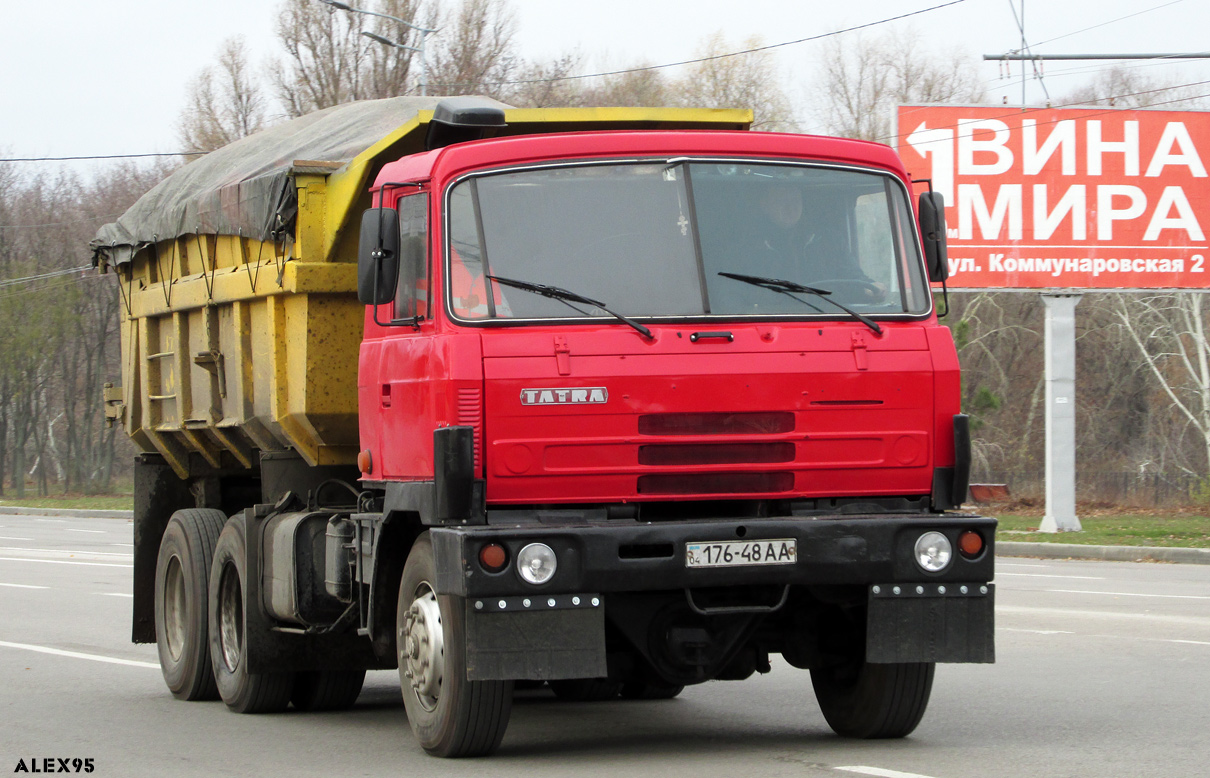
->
430, 513, 995, 597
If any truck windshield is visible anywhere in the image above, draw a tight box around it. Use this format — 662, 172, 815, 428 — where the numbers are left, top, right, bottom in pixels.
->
445, 160, 931, 321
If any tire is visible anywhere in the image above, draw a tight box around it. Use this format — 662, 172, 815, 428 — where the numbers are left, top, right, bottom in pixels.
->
620, 678, 684, 700
549, 678, 622, 702
398, 532, 513, 757
811, 660, 935, 739
292, 670, 367, 712
154, 508, 227, 701
208, 517, 295, 713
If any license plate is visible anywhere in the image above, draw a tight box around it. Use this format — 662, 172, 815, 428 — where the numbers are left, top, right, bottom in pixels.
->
685, 539, 797, 568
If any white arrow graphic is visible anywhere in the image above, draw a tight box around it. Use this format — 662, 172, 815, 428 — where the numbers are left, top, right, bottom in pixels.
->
906, 122, 954, 205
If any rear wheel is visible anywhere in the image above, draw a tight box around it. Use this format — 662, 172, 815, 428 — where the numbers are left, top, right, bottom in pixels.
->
154, 508, 227, 701
398, 532, 513, 757
208, 518, 295, 713
549, 678, 622, 702
811, 660, 934, 739
292, 670, 367, 712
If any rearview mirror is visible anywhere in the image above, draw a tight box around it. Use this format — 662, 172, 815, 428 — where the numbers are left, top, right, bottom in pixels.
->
918, 192, 948, 283
357, 208, 400, 306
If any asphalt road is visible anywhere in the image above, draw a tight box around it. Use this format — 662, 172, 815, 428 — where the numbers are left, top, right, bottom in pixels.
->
1, 513, 1207, 778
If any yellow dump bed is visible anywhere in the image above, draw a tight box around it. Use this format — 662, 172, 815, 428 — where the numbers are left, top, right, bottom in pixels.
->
92, 97, 751, 479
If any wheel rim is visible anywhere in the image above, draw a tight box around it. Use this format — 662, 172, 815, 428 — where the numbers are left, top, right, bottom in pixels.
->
162, 555, 187, 662
400, 581, 444, 712
217, 561, 244, 673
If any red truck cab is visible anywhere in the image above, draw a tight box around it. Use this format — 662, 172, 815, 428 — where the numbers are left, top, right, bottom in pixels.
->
353, 99, 992, 757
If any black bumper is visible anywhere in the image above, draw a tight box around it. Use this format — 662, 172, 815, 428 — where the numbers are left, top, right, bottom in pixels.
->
430, 513, 995, 598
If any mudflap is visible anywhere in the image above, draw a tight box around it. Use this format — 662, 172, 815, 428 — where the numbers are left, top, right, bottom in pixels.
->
464, 596, 607, 681
865, 583, 995, 664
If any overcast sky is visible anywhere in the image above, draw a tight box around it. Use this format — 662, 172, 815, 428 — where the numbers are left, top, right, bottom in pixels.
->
2, 0, 1208, 170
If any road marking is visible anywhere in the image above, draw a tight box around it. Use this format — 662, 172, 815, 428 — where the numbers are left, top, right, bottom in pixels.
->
999, 573, 1105, 580
999, 605, 1210, 626
998, 562, 1050, 568
0, 546, 131, 557
66, 529, 105, 534
1003, 628, 1075, 635
0, 536, 32, 541
1045, 588, 1210, 601
0, 640, 158, 669
111, 543, 133, 548
34, 519, 67, 523
98, 592, 133, 598
0, 583, 49, 590
837, 767, 940, 778
0, 557, 132, 569
1172, 639, 1210, 647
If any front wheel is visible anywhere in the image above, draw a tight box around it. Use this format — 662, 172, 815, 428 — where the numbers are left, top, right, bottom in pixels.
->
208, 518, 295, 713
398, 532, 513, 757
811, 661, 934, 739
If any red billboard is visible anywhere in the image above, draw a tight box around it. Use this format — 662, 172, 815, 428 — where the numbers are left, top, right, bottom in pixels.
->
896, 105, 1210, 289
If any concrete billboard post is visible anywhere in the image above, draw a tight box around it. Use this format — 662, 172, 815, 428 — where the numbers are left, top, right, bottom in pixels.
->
897, 105, 1210, 530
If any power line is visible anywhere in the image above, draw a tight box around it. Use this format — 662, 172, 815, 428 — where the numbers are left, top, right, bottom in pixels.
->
0, 152, 197, 163
1030, 0, 1185, 50
0, 212, 130, 230
0, 265, 92, 289
1, 0, 971, 164
429, 0, 970, 89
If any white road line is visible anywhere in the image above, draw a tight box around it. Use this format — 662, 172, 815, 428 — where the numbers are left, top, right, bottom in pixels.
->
0, 536, 32, 541
0, 582, 49, 590
98, 592, 133, 598
0, 640, 158, 669
0, 557, 131, 568
34, 519, 67, 523
1002, 628, 1076, 635
998, 605, 1210, 626
1045, 588, 1210, 601
110, 543, 133, 547
998, 562, 1049, 567
65, 529, 105, 534
0, 546, 131, 557
837, 767, 940, 778
998, 573, 1105, 580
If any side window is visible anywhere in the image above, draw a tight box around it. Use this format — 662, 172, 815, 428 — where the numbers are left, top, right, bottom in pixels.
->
394, 193, 429, 320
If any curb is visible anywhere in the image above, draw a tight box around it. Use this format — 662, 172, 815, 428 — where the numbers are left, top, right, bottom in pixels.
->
0, 506, 133, 519
998, 541, 1210, 565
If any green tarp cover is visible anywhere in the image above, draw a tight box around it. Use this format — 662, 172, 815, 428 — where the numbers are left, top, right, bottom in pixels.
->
91, 95, 461, 267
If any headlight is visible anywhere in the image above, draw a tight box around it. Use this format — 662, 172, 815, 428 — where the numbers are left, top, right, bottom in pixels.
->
914, 531, 953, 572
516, 543, 557, 585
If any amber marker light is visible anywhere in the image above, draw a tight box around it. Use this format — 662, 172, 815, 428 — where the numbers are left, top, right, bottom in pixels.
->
357, 449, 373, 475
959, 530, 985, 558
479, 543, 508, 572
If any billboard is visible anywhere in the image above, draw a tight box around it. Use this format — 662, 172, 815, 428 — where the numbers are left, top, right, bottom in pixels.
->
896, 105, 1210, 289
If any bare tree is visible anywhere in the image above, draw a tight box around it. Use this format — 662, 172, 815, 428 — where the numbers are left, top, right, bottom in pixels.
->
426, 0, 518, 96
503, 53, 586, 108
1059, 65, 1207, 109
673, 33, 796, 131
179, 37, 268, 154
1114, 293, 1210, 479
815, 29, 985, 141
271, 0, 373, 117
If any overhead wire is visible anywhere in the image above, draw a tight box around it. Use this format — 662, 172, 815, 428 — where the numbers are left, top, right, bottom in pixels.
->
2, 0, 971, 164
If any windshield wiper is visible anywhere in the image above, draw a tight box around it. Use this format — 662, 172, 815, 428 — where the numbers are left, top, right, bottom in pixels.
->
485, 275, 654, 339
718, 271, 882, 334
